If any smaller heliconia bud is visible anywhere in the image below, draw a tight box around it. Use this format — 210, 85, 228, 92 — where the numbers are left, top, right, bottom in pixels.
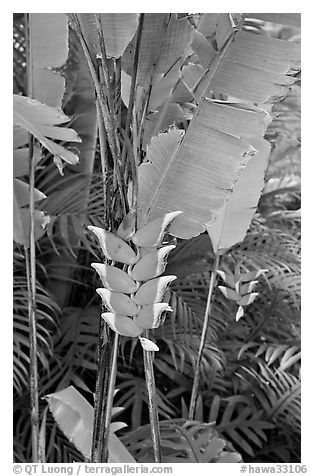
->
133, 303, 172, 329
239, 269, 268, 283
116, 210, 137, 241
139, 337, 159, 352
132, 275, 177, 305
237, 293, 259, 306
129, 245, 176, 282
236, 306, 244, 321
216, 269, 235, 288
91, 263, 138, 293
218, 286, 239, 301
101, 312, 142, 337
96, 288, 139, 316
88, 226, 138, 265
131, 211, 183, 248
240, 280, 258, 296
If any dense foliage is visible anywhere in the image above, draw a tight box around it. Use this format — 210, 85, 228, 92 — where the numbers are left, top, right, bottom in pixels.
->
13, 13, 300, 463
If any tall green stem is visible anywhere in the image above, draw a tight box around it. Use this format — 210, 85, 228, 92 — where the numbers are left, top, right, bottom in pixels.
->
25, 13, 40, 463
100, 332, 119, 462
188, 254, 221, 420
143, 330, 162, 463
91, 326, 117, 462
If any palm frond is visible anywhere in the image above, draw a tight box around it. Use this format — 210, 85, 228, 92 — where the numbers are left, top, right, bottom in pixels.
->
115, 372, 176, 430
13, 276, 60, 396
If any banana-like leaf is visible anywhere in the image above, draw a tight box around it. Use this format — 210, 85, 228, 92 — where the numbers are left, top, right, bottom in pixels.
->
45, 386, 136, 462
122, 13, 193, 85
13, 95, 81, 172
13, 192, 50, 246
192, 29, 300, 104
138, 100, 271, 239
13, 143, 50, 246
77, 14, 139, 58
207, 139, 271, 254
29, 14, 68, 107
137, 16, 300, 239
245, 13, 301, 28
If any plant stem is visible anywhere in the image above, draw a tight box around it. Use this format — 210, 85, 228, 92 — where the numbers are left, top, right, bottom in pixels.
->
24, 139, 40, 462
25, 13, 40, 463
100, 332, 119, 462
143, 330, 162, 463
188, 254, 221, 420
91, 326, 116, 462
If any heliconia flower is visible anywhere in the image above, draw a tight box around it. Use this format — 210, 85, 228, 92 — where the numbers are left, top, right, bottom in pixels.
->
216, 269, 235, 288
116, 210, 137, 241
131, 211, 183, 248
91, 263, 138, 293
237, 293, 259, 306
132, 275, 177, 305
235, 306, 244, 321
88, 226, 138, 265
133, 303, 172, 329
129, 245, 176, 282
239, 269, 269, 283
101, 312, 142, 337
139, 337, 159, 352
96, 288, 139, 316
240, 280, 258, 296
218, 286, 239, 301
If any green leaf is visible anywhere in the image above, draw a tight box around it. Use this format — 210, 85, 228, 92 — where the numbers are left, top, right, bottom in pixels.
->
45, 386, 136, 462
137, 97, 273, 239
123, 419, 242, 463
29, 13, 68, 107
207, 139, 271, 254
13, 180, 50, 247
14, 178, 46, 206
13, 95, 81, 171
78, 14, 139, 58
192, 28, 300, 104
245, 13, 301, 28
122, 14, 193, 85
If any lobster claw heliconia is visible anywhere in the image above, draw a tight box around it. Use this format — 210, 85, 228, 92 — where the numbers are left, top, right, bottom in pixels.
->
88, 212, 182, 350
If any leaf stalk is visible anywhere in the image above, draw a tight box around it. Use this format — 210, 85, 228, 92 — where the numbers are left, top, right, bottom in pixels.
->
188, 254, 221, 419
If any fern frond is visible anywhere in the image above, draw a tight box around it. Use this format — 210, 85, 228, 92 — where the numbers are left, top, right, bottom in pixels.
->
206, 394, 274, 457
122, 418, 242, 463
13, 276, 59, 396
239, 365, 301, 433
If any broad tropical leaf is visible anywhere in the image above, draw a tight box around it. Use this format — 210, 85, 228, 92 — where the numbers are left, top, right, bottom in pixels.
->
245, 13, 301, 28
13, 142, 50, 245
207, 139, 271, 254
13, 94, 81, 172
137, 102, 267, 239
29, 14, 68, 107
77, 14, 139, 58
45, 386, 136, 462
122, 13, 193, 84
137, 16, 299, 239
